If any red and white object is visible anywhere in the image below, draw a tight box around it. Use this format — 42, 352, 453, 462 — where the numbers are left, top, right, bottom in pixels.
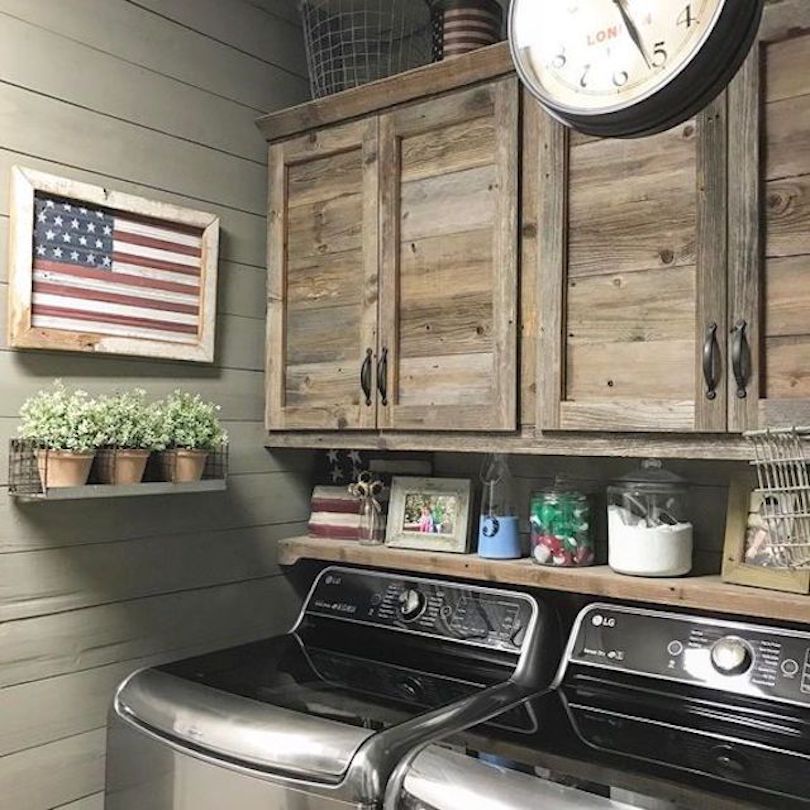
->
308, 486, 388, 541
432, 0, 503, 60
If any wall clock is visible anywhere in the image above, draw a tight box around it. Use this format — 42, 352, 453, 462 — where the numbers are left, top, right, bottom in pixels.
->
508, 0, 764, 138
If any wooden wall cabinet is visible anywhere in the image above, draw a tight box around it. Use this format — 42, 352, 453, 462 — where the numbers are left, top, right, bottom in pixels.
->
536, 101, 729, 434
727, 0, 810, 431
266, 77, 519, 433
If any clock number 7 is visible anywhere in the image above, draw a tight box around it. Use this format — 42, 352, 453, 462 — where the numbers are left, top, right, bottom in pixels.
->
677, 4, 694, 28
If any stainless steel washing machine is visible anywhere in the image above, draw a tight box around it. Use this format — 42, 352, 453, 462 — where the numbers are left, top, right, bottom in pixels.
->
105, 566, 557, 809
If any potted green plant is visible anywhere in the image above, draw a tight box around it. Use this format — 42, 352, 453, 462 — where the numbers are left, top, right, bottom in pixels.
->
18, 382, 103, 488
155, 391, 227, 483
94, 389, 167, 485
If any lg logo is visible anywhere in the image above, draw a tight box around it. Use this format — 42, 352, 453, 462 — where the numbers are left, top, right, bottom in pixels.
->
591, 614, 617, 628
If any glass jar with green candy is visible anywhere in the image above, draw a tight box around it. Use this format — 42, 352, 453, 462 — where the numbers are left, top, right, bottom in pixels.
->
530, 488, 594, 567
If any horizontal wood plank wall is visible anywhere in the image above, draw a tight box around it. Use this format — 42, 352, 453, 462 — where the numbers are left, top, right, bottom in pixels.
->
433, 453, 748, 576
0, 2, 312, 808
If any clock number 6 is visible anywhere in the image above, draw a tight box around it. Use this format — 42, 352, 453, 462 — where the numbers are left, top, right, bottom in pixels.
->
552, 50, 566, 69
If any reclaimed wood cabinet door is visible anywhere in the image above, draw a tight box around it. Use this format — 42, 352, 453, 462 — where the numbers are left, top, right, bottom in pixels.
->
728, 2, 810, 430
266, 119, 379, 430
377, 77, 519, 432
537, 101, 728, 433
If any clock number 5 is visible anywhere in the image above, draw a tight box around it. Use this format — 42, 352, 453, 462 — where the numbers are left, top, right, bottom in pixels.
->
652, 41, 668, 68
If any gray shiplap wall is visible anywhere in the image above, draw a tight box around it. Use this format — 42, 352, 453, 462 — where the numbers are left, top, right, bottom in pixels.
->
0, 2, 312, 808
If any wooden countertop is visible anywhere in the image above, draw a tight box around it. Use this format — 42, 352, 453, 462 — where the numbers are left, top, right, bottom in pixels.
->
278, 535, 810, 625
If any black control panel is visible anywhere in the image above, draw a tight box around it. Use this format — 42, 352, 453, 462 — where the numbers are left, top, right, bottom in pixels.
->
564, 604, 810, 707
304, 567, 536, 654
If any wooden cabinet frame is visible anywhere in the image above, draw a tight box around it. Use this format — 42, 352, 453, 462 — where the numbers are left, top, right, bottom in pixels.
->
266, 118, 379, 430
377, 78, 520, 432
537, 99, 729, 433
728, 0, 810, 430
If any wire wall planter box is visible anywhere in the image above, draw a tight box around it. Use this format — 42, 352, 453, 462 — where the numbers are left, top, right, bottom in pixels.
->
8, 439, 228, 502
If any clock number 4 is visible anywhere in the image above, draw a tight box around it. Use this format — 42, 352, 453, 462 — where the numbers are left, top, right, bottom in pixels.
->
678, 5, 695, 28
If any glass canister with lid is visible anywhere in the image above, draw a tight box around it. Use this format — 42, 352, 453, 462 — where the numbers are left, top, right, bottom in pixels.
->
607, 459, 693, 577
530, 487, 595, 567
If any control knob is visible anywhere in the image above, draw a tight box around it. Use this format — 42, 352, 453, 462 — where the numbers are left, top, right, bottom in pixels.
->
398, 588, 426, 622
710, 637, 753, 676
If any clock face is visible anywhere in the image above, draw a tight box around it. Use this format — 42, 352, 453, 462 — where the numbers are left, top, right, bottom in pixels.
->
511, 0, 726, 115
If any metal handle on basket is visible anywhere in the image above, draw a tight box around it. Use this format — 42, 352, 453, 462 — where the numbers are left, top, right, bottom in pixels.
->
731, 320, 751, 400
702, 322, 720, 401
360, 349, 373, 407
377, 347, 388, 407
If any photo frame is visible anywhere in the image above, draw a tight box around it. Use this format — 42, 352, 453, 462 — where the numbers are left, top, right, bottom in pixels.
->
386, 476, 472, 553
8, 166, 219, 363
721, 474, 810, 595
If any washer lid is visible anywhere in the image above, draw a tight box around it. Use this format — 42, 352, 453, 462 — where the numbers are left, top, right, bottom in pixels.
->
115, 667, 374, 782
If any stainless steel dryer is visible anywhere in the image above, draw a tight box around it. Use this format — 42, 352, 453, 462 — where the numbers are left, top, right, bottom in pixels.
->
105, 566, 557, 810
386, 603, 810, 810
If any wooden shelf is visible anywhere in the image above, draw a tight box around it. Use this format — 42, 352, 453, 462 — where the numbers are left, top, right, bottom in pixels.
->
278, 536, 810, 625
12, 479, 227, 502
265, 428, 753, 461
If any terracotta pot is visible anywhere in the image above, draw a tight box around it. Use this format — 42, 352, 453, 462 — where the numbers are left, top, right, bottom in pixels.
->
159, 449, 208, 483
96, 448, 151, 485
36, 449, 95, 489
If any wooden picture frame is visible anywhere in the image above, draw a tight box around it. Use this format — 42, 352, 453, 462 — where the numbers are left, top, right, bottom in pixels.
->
8, 166, 219, 363
721, 474, 810, 595
386, 476, 472, 553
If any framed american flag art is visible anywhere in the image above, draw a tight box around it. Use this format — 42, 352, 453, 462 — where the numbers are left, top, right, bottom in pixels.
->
7, 166, 219, 363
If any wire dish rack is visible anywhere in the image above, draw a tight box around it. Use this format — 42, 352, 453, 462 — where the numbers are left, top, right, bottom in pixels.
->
746, 427, 810, 569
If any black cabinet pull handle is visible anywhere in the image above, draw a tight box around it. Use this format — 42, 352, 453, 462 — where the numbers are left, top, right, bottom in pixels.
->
360, 349, 373, 406
377, 347, 388, 407
731, 320, 751, 400
702, 322, 720, 401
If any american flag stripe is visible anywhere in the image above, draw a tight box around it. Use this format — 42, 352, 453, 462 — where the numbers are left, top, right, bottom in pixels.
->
33, 281, 199, 315
33, 315, 200, 345
114, 230, 202, 258
111, 250, 200, 276
32, 304, 199, 334
115, 214, 204, 241
31, 193, 204, 343
33, 261, 199, 294
32, 293, 199, 326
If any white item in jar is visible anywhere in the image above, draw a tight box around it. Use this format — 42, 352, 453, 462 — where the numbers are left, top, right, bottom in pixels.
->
608, 505, 693, 577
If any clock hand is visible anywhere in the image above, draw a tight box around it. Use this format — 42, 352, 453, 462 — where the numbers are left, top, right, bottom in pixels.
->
612, 0, 651, 69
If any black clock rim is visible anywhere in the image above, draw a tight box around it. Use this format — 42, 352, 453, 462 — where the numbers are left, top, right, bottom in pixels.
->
514, 0, 765, 139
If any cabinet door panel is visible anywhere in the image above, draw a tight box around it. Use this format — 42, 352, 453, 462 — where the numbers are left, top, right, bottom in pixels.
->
378, 77, 519, 432
266, 119, 378, 430
538, 101, 728, 434
728, 3, 810, 429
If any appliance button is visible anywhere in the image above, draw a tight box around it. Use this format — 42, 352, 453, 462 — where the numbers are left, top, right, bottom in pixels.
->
667, 640, 684, 657
397, 676, 424, 701
398, 588, 427, 622
370, 593, 382, 606
710, 745, 748, 779
781, 658, 800, 677
710, 637, 753, 676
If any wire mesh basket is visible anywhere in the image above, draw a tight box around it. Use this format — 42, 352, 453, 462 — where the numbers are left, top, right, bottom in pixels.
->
9, 439, 228, 497
299, 0, 433, 98
746, 427, 810, 569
